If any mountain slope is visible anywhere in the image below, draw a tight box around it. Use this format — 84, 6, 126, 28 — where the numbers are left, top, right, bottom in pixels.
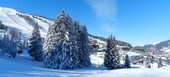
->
143, 40, 170, 59
0, 7, 53, 38
143, 40, 170, 52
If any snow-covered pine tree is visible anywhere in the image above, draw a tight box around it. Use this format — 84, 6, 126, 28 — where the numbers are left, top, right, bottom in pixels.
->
158, 57, 163, 68
104, 35, 114, 69
74, 21, 83, 67
104, 35, 120, 69
111, 46, 120, 69
15, 31, 23, 54
81, 25, 91, 67
144, 53, 151, 68
6, 27, 24, 54
28, 23, 43, 61
43, 26, 71, 69
74, 21, 91, 67
7, 34, 17, 58
44, 11, 79, 69
0, 32, 17, 58
112, 36, 120, 65
0, 27, 24, 57
68, 20, 80, 68
43, 26, 58, 69
124, 54, 131, 68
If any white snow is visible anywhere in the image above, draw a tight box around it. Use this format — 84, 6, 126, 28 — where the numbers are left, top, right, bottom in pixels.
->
0, 7, 53, 38
85, 66, 170, 77
161, 47, 170, 52
0, 7, 32, 36
152, 42, 159, 45
127, 52, 142, 56
31, 16, 51, 37
88, 36, 106, 44
0, 53, 107, 77
1, 53, 170, 77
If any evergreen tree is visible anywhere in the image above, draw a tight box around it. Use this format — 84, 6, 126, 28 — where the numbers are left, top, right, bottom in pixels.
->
104, 35, 120, 69
44, 11, 91, 69
144, 53, 151, 68
158, 57, 163, 68
44, 11, 79, 69
6, 28, 24, 54
0, 32, 17, 58
43, 26, 58, 69
0, 27, 25, 57
16, 31, 23, 54
104, 35, 114, 69
6, 34, 17, 58
43, 26, 72, 69
74, 21, 83, 67
124, 54, 131, 68
28, 23, 43, 61
74, 21, 91, 67
66, 15, 80, 68
81, 25, 91, 67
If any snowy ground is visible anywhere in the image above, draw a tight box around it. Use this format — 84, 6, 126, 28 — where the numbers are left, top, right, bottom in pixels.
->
86, 65, 170, 77
0, 58, 105, 77
0, 52, 107, 77
1, 52, 170, 77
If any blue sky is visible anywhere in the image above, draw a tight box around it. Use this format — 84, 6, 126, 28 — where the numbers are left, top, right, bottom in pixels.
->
0, 0, 170, 46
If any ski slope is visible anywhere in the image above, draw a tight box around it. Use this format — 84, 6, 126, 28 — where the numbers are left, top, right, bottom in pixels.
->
0, 7, 53, 38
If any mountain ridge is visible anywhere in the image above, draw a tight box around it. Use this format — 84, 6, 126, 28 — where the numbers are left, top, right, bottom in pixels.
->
143, 39, 170, 53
